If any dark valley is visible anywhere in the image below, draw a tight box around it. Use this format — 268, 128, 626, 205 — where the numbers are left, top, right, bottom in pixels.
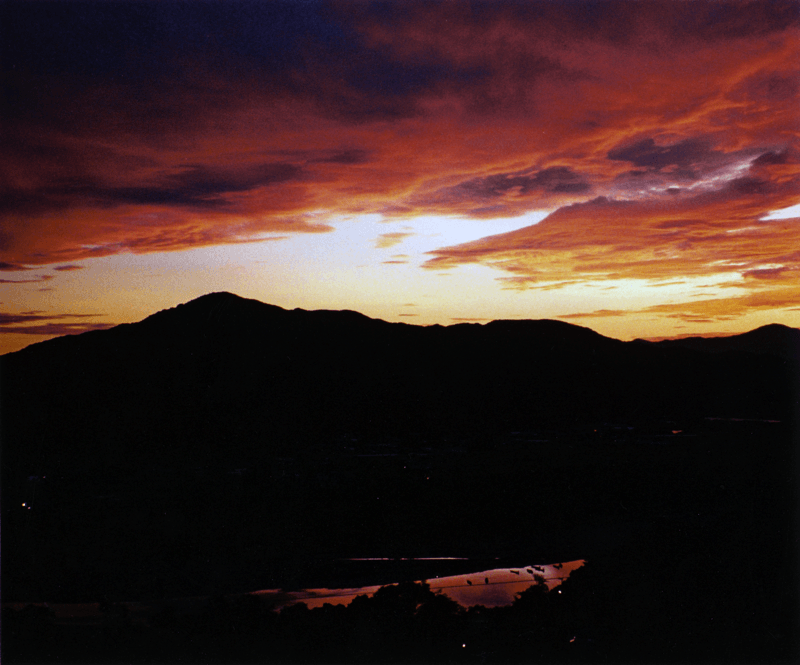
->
2, 292, 798, 663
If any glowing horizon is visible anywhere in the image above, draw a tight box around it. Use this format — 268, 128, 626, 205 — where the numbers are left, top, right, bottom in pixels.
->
2, 1, 799, 355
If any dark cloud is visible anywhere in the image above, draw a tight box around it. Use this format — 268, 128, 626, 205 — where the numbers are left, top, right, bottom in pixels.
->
0, 311, 113, 337
734, 72, 800, 104
0, 313, 53, 325
608, 138, 712, 172
560, 309, 627, 319
3, 161, 304, 218
742, 267, 790, 280
53, 265, 84, 271
422, 166, 591, 211
685, 0, 800, 40
0, 274, 52, 284
0, 322, 115, 336
464, 166, 592, 197
0, 1, 346, 84
752, 150, 792, 167
654, 219, 714, 230
724, 176, 773, 196
102, 162, 302, 208
0, 311, 97, 325
0, 262, 30, 271
607, 137, 770, 195
311, 149, 371, 165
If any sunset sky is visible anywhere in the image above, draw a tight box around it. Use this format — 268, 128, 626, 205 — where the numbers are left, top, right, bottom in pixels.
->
2, 0, 799, 355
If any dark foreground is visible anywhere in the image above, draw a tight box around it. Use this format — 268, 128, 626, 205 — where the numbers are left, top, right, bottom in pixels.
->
3, 419, 799, 664
3, 546, 797, 665
2, 295, 798, 662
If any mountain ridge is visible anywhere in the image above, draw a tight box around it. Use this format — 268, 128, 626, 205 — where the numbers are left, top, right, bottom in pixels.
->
1, 291, 797, 604
2, 291, 796, 474
5, 290, 798, 361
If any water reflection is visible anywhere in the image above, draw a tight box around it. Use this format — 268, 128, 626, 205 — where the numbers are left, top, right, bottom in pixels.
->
11, 560, 585, 626
253, 559, 585, 609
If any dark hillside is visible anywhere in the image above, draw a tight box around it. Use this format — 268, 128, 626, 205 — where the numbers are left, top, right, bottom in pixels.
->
641, 323, 800, 361
1, 293, 797, 662
2, 292, 795, 474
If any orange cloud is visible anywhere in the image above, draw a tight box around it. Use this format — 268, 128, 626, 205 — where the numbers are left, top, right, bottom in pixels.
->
1, 0, 797, 287
375, 233, 414, 249
425, 148, 800, 300
561, 285, 800, 325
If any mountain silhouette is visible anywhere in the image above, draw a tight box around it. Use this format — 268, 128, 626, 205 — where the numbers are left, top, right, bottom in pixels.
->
2, 293, 796, 471
1, 293, 798, 604
638, 323, 800, 362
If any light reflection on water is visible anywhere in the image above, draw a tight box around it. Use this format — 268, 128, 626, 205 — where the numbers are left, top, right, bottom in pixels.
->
15, 560, 586, 625
253, 559, 585, 609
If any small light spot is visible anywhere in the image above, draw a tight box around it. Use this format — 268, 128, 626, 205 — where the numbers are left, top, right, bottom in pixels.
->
22, 503, 25, 507
462, 644, 466, 648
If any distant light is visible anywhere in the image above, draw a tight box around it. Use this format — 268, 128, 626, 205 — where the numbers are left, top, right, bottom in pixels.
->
462, 644, 466, 648
21, 503, 25, 507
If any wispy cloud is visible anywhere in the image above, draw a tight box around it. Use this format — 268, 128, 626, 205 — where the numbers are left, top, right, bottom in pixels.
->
560, 285, 800, 324
0, 275, 54, 284
375, 233, 414, 249
0, 312, 114, 338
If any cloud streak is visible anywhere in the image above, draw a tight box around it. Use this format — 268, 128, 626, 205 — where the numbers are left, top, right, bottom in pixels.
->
375, 233, 414, 249
0, 312, 114, 337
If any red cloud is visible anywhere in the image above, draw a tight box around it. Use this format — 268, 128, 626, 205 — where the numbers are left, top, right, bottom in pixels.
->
1, 0, 797, 284
426, 149, 800, 290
